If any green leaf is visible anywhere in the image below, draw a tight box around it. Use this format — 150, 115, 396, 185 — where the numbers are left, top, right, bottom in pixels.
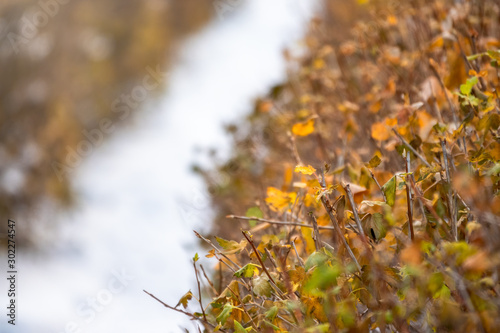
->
434, 285, 451, 299
428, 272, 444, 296
215, 236, 247, 254
262, 320, 280, 330
486, 49, 500, 61
233, 320, 248, 333
365, 153, 382, 168
381, 175, 397, 206
303, 263, 342, 294
487, 163, 500, 176
466, 52, 485, 61
245, 206, 263, 227
265, 305, 279, 321
234, 263, 260, 278
459, 76, 478, 96
216, 303, 233, 325
305, 323, 330, 333
304, 251, 328, 271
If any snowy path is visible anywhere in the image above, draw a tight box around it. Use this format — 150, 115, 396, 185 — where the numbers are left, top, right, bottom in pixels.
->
1, 1, 317, 332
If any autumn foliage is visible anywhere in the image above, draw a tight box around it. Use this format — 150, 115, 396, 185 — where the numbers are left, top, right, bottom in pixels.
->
155, 1, 500, 332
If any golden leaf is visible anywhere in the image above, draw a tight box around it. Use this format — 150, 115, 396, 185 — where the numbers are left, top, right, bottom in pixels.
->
371, 122, 391, 141
294, 164, 316, 175
265, 187, 297, 211
292, 119, 315, 136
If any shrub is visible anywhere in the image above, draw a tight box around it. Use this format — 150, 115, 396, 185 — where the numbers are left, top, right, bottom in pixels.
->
147, 1, 500, 331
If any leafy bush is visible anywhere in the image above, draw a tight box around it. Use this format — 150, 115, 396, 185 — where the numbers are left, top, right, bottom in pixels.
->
147, 0, 500, 331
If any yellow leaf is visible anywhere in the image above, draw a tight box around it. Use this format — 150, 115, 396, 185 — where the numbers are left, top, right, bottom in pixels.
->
385, 117, 397, 127
300, 94, 311, 104
371, 122, 391, 141
176, 291, 193, 309
294, 164, 316, 175
313, 58, 325, 69
369, 100, 382, 113
292, 119, 315, 136
265, 187, 297, 211
428, 36, 443, 50
387, 15, 398, 26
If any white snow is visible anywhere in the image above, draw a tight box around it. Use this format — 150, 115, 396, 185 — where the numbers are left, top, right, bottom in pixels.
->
0, 0, 318, 332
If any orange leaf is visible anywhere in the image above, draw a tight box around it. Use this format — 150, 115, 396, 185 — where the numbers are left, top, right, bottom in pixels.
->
292, 119, 315, 136
265, 187, 297, 212
371, 122, 391, 141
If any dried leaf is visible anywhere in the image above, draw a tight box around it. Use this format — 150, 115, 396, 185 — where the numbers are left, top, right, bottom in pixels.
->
365, 154, 382, 168
176, 291, 193, 309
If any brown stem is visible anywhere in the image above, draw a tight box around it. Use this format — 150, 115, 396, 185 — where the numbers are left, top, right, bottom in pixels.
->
440, 139, 457, 241
226, 285, 258, 330
344, 184, 366, 238
291, 238, 305, 268
409, 177, 453, 241
393, 129, 431, 168
143, 290, 218, 330
227, 215, 336, 231
241, 230, 285, 299
428, 59, 459, 124
193, 260, 207, 322
320, 196, 362, 273
405, 151, 415, 241
193, 230, 241, 271
200, 264, 218, 296
369, 169, 387, 202
308, 212, 322, 251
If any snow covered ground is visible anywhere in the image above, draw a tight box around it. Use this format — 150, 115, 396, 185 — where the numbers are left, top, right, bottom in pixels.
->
0, 1, 318, 331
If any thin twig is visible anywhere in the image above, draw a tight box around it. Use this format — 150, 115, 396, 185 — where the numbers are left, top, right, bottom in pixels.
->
441, 139, 457, 241
409, 177, 453, 240
193, 230, 241, 271
369, 169, 387, 202
200, 264, 218, 296
143, 290, 218, 330
308, 212, 322, 251
320, 196, 362, 272
428, 59, 459, 124
344, 184, 366, 238
241, 231, 285, 299
226, 285, 258, 330
405, 151, 415, 241
392, 128, 431, 168
193, 260, 207, 322
291, 238, 305, 268
267, 248, 303, 323
227, 215, 335, 231
264, 248, 279, 271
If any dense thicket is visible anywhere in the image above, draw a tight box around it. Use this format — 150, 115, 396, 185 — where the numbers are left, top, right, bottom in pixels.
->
168, 0, 500, 332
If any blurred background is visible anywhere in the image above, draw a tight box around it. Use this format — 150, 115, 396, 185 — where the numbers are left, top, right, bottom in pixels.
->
0, 0, 323, 331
